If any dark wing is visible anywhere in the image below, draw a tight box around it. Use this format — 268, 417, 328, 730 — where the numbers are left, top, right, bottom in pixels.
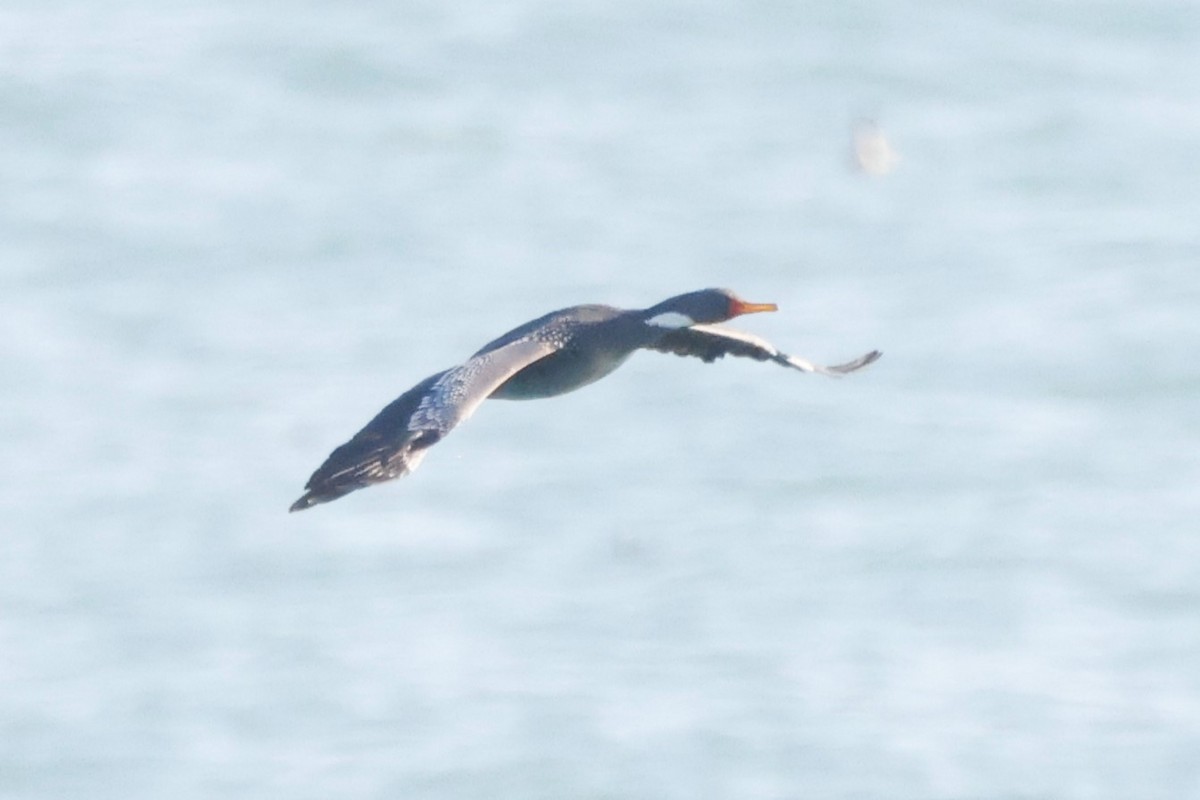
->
646, 324, 881, 376
290, 338, 556, 511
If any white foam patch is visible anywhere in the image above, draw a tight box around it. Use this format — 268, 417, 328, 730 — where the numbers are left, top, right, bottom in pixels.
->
645, 311, 696, 329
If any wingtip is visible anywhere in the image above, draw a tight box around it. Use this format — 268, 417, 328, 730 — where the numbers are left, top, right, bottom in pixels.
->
289, 494, 316, 513
825, 349, 883, 375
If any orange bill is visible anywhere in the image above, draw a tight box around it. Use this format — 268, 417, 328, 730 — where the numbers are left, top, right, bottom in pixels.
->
729, 299, 778, 316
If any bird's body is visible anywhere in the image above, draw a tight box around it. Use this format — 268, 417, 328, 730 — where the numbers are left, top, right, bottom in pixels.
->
479, 304, 639, 399
290, 288, 879, 512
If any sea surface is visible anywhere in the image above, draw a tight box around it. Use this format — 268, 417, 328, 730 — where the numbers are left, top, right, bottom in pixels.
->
2, 2, 1198, 798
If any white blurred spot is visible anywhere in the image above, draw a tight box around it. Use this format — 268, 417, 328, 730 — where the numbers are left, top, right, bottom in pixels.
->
852, 119, 900, 176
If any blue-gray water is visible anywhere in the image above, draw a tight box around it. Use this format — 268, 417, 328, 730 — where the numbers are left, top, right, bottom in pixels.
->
3, 2, 1198, 798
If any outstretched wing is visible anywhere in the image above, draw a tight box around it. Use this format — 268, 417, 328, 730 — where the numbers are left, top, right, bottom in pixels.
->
646, 324, 881, 376
290, 338, 556, 511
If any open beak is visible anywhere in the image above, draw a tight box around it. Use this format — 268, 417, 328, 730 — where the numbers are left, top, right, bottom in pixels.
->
729, 299, 778, 316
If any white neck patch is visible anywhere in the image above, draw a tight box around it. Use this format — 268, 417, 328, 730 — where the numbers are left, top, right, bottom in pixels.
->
645, 311, 696, 329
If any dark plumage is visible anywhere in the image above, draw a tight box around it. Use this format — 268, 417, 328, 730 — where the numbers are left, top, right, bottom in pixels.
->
290, 288, 880, 511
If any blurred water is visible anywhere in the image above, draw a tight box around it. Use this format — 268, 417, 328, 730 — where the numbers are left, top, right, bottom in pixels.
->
3, 1, 1199, 798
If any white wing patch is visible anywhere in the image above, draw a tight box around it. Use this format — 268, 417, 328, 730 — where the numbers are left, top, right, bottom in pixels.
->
646, 311, 697, 329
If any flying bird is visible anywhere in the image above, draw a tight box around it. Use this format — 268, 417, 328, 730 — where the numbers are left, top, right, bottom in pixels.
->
290, 288, 880, 511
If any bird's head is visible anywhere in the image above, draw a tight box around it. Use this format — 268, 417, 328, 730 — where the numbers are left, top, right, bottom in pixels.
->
643, 288, 778, 329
